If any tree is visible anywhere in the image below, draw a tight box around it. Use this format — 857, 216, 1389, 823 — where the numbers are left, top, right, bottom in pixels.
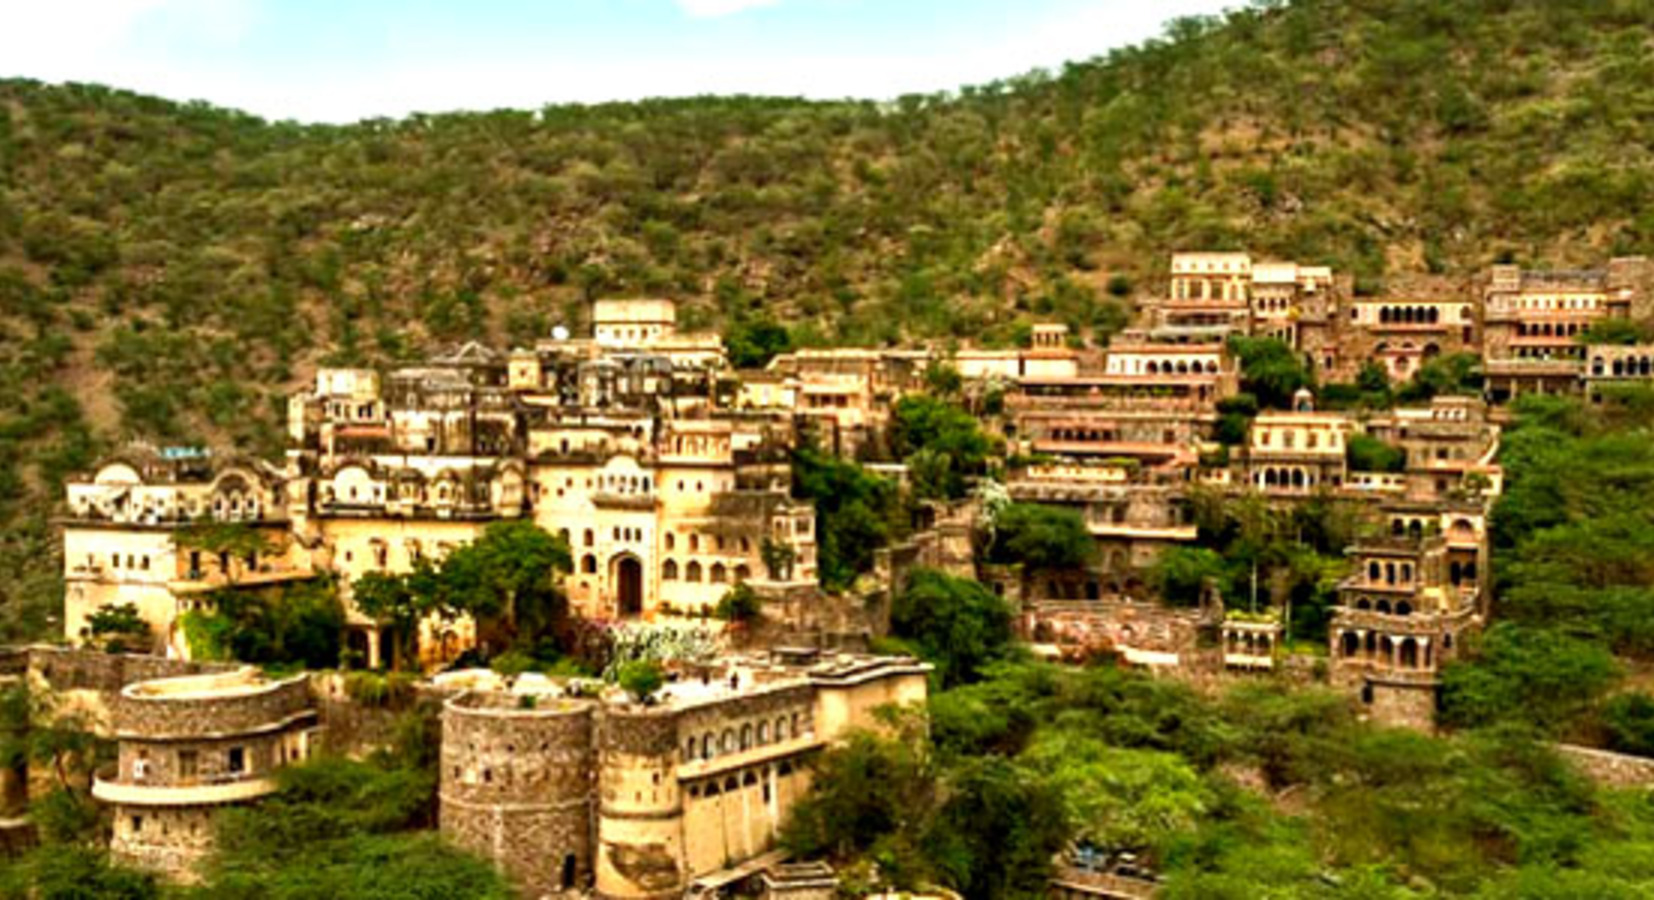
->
205, 756, 513, 898
1439, 624, 1620, 734
1398, 352, 1482, 402
4, 846, 159, 899
1345, 434, 1406, 473
354, 563, 442, 671
924, 755, 1069, 899
890, 569, 1016, 688
793, 447, 901, 591
889, 394, 997, 500
438, 520, 572, 650
84, 602, 149, 653
1214, 393, 1259, 445
187, 578, 347, 670
986, 503, 1094, 572
1148, 547, 1225, 607
617, 659, 665, 703
1576, 318, 1649, 346
1229, 336, 1312, 409
1602, 692, 1654, 757
1019, 731, 1212, 859
782, 727, 936, 868
714, 583, 762, 624
726, 317, 793, 369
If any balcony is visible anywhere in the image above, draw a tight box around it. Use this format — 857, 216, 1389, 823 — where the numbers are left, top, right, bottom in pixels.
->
93, 773, 278, 806
676, 733, 824, 782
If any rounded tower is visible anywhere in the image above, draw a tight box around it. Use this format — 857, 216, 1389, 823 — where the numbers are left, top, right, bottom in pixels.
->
440, 692, 597, 895
594, 704, 685, 900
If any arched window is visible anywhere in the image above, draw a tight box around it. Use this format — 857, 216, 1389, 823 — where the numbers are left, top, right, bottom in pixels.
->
710, 563, 727, 584
582, 554, 597, 574
665, 532, 676, 551
583, 529, 594, 547
734, 564, 751, 582
689, 535, 700, 552
687, 561, 703, 582
663, 559, 679, 580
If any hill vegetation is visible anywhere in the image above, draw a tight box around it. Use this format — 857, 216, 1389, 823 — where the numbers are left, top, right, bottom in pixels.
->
3, 0, 1654, 631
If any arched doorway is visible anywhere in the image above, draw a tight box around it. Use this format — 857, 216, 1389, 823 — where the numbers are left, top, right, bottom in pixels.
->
615, 556, 643, 617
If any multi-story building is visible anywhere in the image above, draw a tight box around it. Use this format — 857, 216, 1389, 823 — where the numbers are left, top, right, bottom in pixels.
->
1343, 296, 1479, 380
68, 299, 822, 669
1156, 253, 1348, 368
439, 649, 929, 898
1003, 461, 1196, 599
1362, 396, 1501, 504
1249, 260, 1339, 363
1004, 334, 1237, 471
1584, 343, 1654, 402
61, 448, 314, 658
1327, 511, 1485, 729
1243, 391, 1353, 495
93, 667, 319, 880
1482, 258, 1653, 403
1158, 252, 1253, 333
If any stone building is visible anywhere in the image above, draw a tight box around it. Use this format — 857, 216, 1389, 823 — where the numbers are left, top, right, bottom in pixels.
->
1327, 521, 1481, 730
1343, 296, 1479, 381
1584, 343, 1654, 402
1003, 461, 1197, 597
92, 667, 319, 879
438, 650, 930, 898
1361, 396, 1501, 504
60, 447, 315, 658
1243, 391, 1353, 495
1482, 258, 1653, 403
1159, 252, 1254, 332
1004, 335, 1237, 471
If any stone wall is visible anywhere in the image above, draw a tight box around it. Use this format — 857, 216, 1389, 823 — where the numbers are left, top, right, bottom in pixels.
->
441, 693, 598, 897
1364, 678, 1438, 731
308, 672, 457, 759
110, 674, 311, 739
109, 804, 216, 881
27, 646, 232, 696
1555, 743, 1654, 789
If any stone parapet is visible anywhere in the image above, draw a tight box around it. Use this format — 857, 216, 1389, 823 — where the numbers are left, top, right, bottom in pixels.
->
111, 670, 312, 740
1555, 743, 1654, 789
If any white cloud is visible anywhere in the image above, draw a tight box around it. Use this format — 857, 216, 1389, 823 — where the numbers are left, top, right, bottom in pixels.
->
0, 0, 260, 88
674, 0, 779, 18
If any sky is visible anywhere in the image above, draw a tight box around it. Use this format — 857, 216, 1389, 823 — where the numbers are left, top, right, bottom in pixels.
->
0, 0, 1232, 124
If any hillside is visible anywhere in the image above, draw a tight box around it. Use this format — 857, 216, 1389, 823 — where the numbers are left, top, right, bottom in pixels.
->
2, 0, 1653, 634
